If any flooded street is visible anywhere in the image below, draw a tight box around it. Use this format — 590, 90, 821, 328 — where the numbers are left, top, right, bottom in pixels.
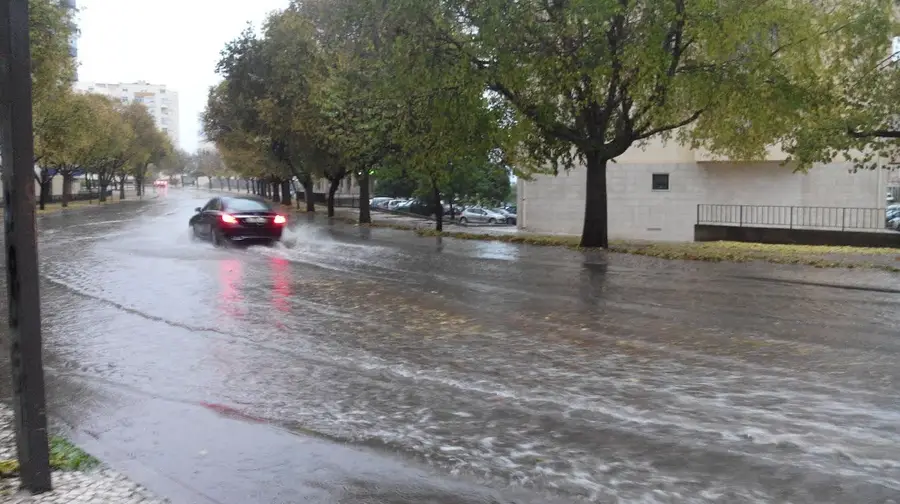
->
5, 188, 900, 503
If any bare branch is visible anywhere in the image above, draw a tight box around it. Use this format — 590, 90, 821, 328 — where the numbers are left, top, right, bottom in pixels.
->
488, 81, 584, 144
634, 109, 704, 140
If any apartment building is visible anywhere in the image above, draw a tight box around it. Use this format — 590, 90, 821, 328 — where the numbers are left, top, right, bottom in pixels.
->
75, 81, 181, 148
517, 138, 898, 242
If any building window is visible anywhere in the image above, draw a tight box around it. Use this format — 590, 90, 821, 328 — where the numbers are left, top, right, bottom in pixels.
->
651, 173, 669, 191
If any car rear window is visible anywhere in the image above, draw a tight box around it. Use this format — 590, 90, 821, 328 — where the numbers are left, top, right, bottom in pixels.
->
224, 199, 271, 212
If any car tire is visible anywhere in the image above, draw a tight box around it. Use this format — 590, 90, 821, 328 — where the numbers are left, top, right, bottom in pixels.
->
212, 229, 227, 247
506, 218, 514, 225
459, 217, 468, 225
488, 218, 496, 224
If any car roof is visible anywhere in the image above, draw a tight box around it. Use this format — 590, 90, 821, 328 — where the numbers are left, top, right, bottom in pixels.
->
222, 196, 269, 203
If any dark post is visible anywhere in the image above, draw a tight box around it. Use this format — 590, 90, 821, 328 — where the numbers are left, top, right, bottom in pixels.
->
0, 0, 52, 494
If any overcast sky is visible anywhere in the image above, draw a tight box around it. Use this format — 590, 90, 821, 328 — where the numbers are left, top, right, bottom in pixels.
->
75, 0, 289, 152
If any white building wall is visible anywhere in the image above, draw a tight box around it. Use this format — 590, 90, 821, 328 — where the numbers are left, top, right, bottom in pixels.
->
519, 141, 894, 242
75, 81, 180, 149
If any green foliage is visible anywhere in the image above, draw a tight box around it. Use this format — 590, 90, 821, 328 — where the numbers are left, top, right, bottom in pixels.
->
204, 0, 895, 243
49, 436, 100, 471
0, 437, 100, 478
34, 90, 92, 170
384, 0, 896, 246
31, 0, 79, 167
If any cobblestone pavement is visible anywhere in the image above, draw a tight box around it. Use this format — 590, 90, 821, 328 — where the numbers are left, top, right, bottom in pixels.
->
0, 405, 164, 504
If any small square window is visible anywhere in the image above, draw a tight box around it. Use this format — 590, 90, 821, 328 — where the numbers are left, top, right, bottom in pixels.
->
652, 173, 669, 191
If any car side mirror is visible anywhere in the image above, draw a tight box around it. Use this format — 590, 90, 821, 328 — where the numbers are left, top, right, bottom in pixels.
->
195, 207, 201, 213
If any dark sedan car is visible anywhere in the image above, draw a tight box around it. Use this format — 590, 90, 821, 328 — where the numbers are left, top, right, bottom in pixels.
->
189, 196, 286, 246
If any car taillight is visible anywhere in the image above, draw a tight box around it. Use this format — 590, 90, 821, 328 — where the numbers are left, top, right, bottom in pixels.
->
221, 213, 238, 224
273, 215, 286, 225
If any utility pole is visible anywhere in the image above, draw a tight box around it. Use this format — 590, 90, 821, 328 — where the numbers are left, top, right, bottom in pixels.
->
0, 0, 53, 494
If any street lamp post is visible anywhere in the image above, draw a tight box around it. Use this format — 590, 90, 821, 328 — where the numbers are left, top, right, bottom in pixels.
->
0, 0, 53, 493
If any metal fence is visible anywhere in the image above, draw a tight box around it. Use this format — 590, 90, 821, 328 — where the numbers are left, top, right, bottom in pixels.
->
697, 204, 892, 232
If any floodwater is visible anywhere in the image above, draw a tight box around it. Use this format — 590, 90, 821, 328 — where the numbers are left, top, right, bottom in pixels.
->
3, 188, 900, 503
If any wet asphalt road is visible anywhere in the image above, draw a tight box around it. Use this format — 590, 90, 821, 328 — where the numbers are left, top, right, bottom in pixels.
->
2, 188, 900, 503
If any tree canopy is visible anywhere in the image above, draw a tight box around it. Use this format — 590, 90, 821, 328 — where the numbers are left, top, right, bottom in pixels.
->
205, 0, 897, 243
26, 1, 174, 207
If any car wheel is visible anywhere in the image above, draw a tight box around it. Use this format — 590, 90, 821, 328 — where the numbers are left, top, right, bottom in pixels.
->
488, 218, 496, 224
459, 217, 468, 225
212, 229, 227, 247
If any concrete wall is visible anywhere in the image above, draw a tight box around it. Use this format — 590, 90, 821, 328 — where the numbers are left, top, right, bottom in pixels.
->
518, 140, 895, 242
695, 224, 900, 248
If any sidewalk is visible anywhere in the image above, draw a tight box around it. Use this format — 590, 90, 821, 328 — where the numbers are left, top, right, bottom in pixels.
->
0, 403, 164, 503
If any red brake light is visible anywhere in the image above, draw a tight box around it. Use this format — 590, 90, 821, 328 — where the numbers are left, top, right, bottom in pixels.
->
273, 215, 286, 225
221, 213, 238, 224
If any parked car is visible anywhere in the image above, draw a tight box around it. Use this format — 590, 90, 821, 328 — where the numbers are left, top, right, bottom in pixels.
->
370, 197, 393, 209
189, 196, 286, 247
887, 205, 900, 230
387, 199, 408, 211
492, 207, 517, 225
458, 207, 507, 225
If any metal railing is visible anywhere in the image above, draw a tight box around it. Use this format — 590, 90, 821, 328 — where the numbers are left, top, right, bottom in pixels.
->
697, 204, 893, 232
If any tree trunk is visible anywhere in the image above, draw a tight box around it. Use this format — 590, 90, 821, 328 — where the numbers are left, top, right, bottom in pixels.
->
99, 183, 109, 203
135, 165, 146, 197
207, 177, 212, 190
272, 181, 280, 203
302, 177, 315, 212
580, 151, 609, 248
358, 170, 371, 224
281, 180, 291, 207
226, 178, 232, 191
327, 178, 340, 217
38, 179, 48, 210
118, 175, 127, 200
432, 186, 443, 232
62, 173, 73, 207
246, 179, 251, 194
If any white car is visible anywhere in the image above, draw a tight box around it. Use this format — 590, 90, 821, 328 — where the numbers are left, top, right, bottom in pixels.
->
458, 207, 507, 225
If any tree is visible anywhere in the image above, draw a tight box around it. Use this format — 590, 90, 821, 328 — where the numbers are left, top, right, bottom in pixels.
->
780, 29, 900, 171
391, 0, 893, 247
31, 0, 78, 165
378, 12, 505, 231
204, 27, 312, 210
159, 148, 193, 185
374, 167, 416, 198
296, 0, 403, 223
195, 148, 226, 190
78, 95, 134, 203
34, 90, 93, 208
119, 102, 172, 199
30, 0, 79, 208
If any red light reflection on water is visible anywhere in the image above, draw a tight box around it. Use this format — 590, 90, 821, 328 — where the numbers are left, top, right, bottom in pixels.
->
219, 259, 245, 319
271, 256, 291, 315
